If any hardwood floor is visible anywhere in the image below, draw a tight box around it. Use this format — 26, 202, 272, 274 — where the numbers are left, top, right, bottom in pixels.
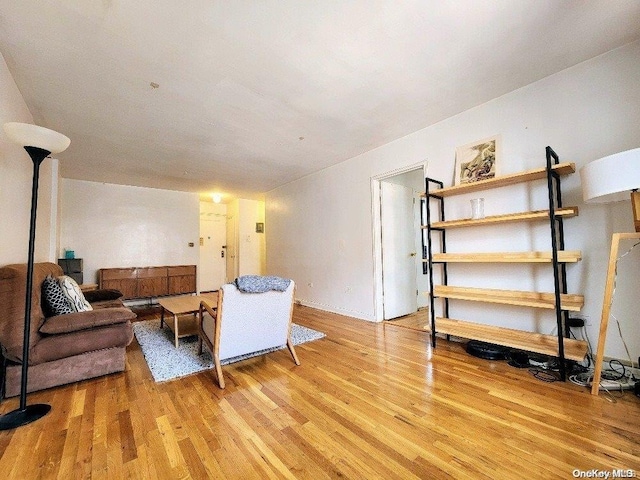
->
1, 305, 639, 479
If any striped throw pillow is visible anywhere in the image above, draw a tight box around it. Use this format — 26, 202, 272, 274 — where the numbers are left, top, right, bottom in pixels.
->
58, 275, 93, 312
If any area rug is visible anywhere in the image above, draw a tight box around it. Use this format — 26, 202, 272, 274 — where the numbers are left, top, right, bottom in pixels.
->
132, 319, 325, 382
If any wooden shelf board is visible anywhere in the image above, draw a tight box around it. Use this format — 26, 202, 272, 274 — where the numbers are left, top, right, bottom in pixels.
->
434, 317, 587, 361
433, 285, 583, 311
423, 162, 575, 198
429, 250, 582, 263
426, 207, 578, 230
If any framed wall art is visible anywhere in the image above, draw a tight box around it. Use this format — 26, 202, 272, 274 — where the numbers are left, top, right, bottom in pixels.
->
454, 135, 501, 185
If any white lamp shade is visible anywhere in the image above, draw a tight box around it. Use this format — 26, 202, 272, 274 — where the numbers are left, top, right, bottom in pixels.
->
580, 147, 640, 203
3, 122, 70, 154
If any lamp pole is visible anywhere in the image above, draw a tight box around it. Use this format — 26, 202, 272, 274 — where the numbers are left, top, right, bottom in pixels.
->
0, 146, 52, 430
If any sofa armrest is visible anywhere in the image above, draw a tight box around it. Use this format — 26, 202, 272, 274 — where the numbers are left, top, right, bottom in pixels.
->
39, 308, 136, 335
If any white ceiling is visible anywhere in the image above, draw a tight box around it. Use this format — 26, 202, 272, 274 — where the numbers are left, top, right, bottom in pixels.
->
1, 1, 639, 201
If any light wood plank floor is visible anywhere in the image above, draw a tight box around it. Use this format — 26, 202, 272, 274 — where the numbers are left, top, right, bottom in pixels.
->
1, 305, 639, 479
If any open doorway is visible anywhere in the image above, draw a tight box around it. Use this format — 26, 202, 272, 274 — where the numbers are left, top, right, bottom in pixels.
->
372, 163, 428, 321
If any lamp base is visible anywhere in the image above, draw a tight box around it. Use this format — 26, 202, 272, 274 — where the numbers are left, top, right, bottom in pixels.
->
0, 403, 51, 430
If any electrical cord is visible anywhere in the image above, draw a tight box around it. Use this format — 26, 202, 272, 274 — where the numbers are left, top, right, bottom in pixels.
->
580, 325, 594, 369
569, 359, 636, 403
569, 326, 592, 370
530, 368, 559, 382
569, 371, 628, 403
605, 359, 626, 381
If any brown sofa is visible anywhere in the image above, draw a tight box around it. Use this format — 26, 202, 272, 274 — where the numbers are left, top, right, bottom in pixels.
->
0, 262, 135, 397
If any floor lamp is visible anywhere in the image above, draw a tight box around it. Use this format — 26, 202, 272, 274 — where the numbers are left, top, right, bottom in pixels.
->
0, 122, 70, 429
579, 147, 640, 396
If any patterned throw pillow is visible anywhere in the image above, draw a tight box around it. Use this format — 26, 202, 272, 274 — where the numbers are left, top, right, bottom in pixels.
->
58, 275, 93, 312
41, 275, 74, 317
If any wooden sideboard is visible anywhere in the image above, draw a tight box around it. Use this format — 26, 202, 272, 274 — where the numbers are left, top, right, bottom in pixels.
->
98, 265, 196, 299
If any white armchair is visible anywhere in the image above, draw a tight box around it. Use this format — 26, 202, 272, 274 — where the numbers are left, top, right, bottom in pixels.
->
198, 281, 299, 388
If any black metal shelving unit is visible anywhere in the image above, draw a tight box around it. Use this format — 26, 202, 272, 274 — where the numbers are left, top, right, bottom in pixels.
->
421, 147, 583, 380
424, 177, 448, 349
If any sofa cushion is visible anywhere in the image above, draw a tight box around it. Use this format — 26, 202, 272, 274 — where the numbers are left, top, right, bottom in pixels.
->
39, 307, 136, 335
41, 275, 74, 317
31, 322, 134, 364
58, 275, 93, 312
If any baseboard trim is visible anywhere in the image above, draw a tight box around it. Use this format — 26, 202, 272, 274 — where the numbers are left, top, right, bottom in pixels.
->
295, 298, 377, 322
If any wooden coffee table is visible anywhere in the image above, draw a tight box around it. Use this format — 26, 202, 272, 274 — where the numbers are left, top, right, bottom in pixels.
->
158, 292, 218, 348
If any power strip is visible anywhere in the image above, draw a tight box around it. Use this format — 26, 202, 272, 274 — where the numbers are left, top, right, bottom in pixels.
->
569, 370, 638, 391
594, 378, 636, 391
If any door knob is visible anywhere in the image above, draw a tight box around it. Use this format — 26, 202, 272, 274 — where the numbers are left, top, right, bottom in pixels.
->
410, 252, 417, 257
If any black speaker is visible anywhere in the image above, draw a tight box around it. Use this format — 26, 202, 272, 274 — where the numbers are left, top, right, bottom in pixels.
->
57, 258, 83, 284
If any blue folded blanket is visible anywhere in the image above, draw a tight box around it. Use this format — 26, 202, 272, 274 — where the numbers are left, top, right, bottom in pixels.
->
235, 275, 291, 293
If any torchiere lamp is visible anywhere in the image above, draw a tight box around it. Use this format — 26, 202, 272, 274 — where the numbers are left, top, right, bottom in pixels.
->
0, 122, 70, 429
579, 147, 640, 395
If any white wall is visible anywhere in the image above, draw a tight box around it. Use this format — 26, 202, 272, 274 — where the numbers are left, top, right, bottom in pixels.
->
226, 199, 240, 281
0, 52, 58, 265
267, 41, 640, 360
237, 199, 266, 276
60, 179, 200, 284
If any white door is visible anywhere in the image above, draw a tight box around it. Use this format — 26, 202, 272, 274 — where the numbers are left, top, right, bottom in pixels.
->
381, 181, 418, 319
199, 203, 227, 292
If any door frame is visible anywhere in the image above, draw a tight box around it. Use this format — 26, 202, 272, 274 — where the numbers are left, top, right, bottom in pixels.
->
371, 161, 428, 322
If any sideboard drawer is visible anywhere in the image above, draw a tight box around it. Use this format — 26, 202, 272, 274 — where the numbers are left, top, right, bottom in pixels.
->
137, 267, 167, 278
167, 265, 196, 277
100, 268, 136, 280
100, 278, 138, 298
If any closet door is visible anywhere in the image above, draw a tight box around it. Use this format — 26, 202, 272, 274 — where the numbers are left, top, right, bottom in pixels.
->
381, 182, 418, 320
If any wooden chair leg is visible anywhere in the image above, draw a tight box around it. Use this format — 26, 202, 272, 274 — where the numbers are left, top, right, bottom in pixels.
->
287, 337, 300, 366
214, 354, 225, 389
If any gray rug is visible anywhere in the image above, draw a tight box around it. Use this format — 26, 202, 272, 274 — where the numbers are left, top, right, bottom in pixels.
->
132, 319, 325, 382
